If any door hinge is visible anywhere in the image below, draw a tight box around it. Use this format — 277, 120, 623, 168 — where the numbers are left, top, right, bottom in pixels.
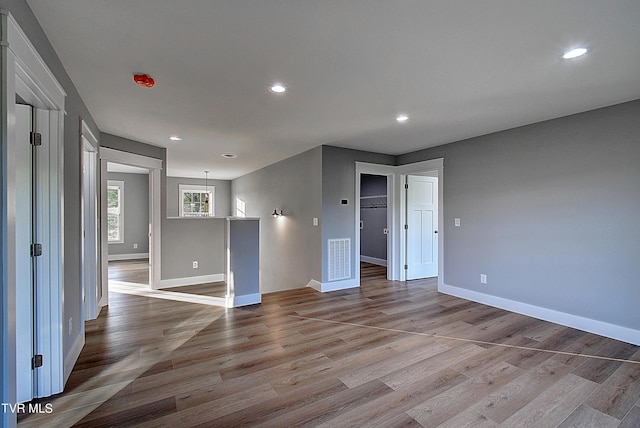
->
31, 243, 43, 257
30, 132, 42, 146
32, 354, 43, 369
404, 224, 408, 230
404, 264, 408, 270
405, 183, 408, 189
31, 244, 42, 257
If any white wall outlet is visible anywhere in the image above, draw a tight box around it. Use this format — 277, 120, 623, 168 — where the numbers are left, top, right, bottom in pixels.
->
480, 274, 487, 284
68, 318, 73, 335
192, 261, 198, 269
313, 217, 318, 226
455, 218, 461, 227
133, 243, 138, 249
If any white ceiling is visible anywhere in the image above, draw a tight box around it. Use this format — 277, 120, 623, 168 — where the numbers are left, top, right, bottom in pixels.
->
26, 1, 640, 179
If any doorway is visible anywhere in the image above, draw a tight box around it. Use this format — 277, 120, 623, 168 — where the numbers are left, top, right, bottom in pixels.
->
359, 174, 390, 280
105, 162, 151, 290
98, 147, 162, 311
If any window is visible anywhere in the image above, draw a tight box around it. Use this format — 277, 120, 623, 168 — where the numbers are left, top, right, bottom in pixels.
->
179, 184, 214, 217
107, 180, 124, 243
236, 197, 246, 218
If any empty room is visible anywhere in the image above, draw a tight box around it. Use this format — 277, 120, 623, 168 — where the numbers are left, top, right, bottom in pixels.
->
2, 1, 640, 427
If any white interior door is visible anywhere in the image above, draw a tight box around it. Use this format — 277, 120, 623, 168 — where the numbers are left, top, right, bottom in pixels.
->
406, 175, 438, 279
15, 104, 33, 403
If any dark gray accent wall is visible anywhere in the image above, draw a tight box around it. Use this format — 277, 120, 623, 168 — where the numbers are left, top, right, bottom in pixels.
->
0, 0, 101, 371
360, 174, 387, 261
322, 146, 395, 283
232, 146, 322, 293
107, 172, 149, 256
399, 99, 640, 330
166, 176, 231, 218
162, 218, 225, 279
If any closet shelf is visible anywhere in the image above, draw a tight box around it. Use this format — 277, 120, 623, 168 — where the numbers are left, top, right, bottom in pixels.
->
360, 195, 387, 209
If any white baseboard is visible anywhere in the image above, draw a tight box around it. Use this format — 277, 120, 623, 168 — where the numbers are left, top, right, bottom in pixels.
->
360, 256, 387, 267
64, 331, 85, 383
439, 283, 640, 346
108, 253, 149, 261
307, 278, 359, 293
157, 273, 225, 289
306, 280, 323, 292
226, 293, 262, 308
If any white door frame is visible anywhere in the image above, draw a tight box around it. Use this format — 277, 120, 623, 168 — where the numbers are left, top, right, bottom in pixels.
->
355, 163, 398, 283
355, 159, 444, 286
2, 11, 66, 422
81, 121, 99, 320
99, 147, 162, 306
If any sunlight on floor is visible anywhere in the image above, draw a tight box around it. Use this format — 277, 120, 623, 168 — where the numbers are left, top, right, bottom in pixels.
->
110, 280, 227, 307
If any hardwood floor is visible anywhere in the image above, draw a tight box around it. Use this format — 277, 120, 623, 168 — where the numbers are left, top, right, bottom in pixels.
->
109, 259, 227, 297
108, 259, 150, 285
18, 263, 640, 427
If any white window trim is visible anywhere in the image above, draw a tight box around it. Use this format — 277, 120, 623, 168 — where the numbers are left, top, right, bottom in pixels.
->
107, 180, 124, 243
179, 184, 215, 217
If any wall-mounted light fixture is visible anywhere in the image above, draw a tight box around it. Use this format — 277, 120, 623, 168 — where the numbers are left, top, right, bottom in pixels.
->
271, 208, 283, 217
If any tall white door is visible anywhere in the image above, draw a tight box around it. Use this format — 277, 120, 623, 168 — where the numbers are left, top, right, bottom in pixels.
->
15, 104, 34, 402
406, 175, 438, 280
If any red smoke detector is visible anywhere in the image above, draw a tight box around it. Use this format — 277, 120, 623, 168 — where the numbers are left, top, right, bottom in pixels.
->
133, 74, 155, 88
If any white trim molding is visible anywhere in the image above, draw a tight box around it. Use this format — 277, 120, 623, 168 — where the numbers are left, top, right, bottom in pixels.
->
157, 273, 225, 289
440, 283, 640, 346
108, 253, 149, 261
63, 333, 85, 384
360, 256, 387, 267
309, 278, 359, 293
2, 11, 67, 416
226, 293, 262, 308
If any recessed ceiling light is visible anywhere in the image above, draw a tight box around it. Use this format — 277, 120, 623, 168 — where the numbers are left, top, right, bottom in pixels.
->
221, 153, 237, 159
270, 83, 286, 93
562, 47, 589, 59
396, 114, 409, 123
169, 135, 182, 141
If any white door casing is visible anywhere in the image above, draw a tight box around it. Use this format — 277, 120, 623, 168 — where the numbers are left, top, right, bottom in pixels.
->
99, 147, 162, 305
406, 175, 438, 280
2, 12, 66, 417
81, 120, 99, 320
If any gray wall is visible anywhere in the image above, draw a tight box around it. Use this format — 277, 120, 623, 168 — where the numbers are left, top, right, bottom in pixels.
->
101, 133, 227, 281
360, 174, 387, 261
228, 219, 260, 296
107, 172, 149, 256
0, 0, 101, 375
166, 176, 231, 218
322, 146, 395, 283
232, 146, 322, 293
399, 99, 640, 331
162, 218, 225, 279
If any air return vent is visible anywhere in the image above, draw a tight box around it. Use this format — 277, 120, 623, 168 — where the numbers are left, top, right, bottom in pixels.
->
328, 238, 350, 281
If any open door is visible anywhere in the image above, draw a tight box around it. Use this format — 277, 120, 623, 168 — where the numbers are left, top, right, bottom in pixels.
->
406, 175, 438, 279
